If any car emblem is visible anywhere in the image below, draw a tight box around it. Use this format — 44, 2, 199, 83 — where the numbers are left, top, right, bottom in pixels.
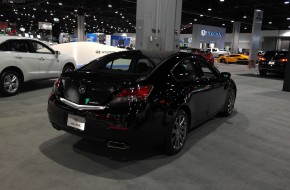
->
79, 84, 86, 94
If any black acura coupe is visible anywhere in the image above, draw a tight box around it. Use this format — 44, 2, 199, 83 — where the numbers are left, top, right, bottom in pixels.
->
47, 50, 236, 155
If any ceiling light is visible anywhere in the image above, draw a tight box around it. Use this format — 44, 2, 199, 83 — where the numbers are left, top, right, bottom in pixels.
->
231, 20, 234, 22
74, 9, 78, 12
200, 14, 203, 17
59, 2, 63, 6
108, 4, 112, 8
190, 22, 192, 24
222, 23, 225, 26
287, 18, 290, 20
269, 22, 272, 24
244, 27, 247, 29
284, 1, 289, 4
243, 15, 247, 19
33, 8, 36, 11
115, 11, 118, 14
47, 1, 49, 4
208, 8, 212, 11
194, 19, 197, 21
220, 0, 224, 2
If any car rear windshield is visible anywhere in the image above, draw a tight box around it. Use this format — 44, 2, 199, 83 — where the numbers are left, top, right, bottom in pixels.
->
264, 51, 288, 60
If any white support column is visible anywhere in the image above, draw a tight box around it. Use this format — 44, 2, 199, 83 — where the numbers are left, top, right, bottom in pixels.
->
136, 0, 183, 52
77, 15, 85, 42
231, 21, 241, 54
249, 9, 263, 68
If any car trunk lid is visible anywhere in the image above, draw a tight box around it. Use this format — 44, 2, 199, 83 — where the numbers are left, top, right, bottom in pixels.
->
59, 70, 142, 106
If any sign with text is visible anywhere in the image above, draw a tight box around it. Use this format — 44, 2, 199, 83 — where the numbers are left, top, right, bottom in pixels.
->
201, 30, 222, 38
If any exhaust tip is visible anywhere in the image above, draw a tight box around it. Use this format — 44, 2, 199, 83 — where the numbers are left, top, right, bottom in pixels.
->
107, 141, 130, 150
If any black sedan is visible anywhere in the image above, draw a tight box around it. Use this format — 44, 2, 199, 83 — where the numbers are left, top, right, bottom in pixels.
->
47, 50, 237, 155
258, 50, 288, 76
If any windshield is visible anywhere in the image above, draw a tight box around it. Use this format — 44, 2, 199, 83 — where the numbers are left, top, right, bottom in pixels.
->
264, 51, 288, 60
78, 53, 155, 75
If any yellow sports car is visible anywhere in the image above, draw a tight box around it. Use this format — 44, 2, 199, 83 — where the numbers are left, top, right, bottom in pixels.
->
218, 54, 249, 64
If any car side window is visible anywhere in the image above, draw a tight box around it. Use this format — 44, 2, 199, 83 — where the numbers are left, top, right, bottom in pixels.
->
195, 60, 216, 78
9, 40, 29, 52
0, 41, 9, 51
172, 58, 196, 81
105, 58, 132, 71
136, 58, 154, 73
31, 41, 53, 54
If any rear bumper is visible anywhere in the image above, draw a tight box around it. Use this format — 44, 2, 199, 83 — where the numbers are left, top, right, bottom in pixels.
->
258, 63, 285, 73
47, 96, 169, 148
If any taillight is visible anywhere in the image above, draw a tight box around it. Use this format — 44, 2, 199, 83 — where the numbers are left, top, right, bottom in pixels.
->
49, 79, 60, 98
53, 79, 60, 92
110, 85, 153, 104
259, 57, 266, 61
279, 58, 288, 62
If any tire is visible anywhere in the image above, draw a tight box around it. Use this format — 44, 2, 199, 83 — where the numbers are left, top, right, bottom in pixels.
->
164, 110, 189, 155
221, 86, 236, 116
259, 70, 267, 76
0, 70, 21, 96
220, 58, 225, 63
62, 64, 74, 73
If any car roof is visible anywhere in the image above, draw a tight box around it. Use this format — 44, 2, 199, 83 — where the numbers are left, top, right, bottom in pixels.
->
0, 36, 40, 44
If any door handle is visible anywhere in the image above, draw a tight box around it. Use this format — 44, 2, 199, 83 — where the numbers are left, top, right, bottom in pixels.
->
39, 57, 45, 61
15, 56, 22, 59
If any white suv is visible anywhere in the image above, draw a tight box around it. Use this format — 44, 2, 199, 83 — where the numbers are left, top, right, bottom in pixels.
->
0, 36, 76, 96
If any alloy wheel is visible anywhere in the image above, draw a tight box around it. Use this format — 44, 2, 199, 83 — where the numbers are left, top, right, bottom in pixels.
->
3, 74, 19, 94
226, 88, 235, 114
171, 114, 188, 150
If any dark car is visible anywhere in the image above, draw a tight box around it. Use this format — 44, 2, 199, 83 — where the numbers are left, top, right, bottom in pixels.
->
258, 50, 288, 76
47, 50, 237, 155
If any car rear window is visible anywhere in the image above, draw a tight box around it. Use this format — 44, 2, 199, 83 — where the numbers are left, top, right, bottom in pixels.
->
264, 51, 288, 60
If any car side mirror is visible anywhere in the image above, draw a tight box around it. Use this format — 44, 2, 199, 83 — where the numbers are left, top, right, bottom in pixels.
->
55, 51, 60, 58
221, 72, 231, 79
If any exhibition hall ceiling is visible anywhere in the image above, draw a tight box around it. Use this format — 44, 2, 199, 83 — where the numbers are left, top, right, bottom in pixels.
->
0, 0, 289, 34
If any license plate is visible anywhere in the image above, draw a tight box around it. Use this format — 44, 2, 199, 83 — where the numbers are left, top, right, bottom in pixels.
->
269, 61, 275, 65
67, 114, 85, 131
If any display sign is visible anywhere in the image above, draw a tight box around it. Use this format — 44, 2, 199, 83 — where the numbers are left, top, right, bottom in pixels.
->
201, 30, 222, 37
86, 33, 97, 42
111, 35, 131, 47
38, 22, 52, 30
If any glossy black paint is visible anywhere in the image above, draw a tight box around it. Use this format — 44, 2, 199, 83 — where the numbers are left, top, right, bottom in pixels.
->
258, 50, 288, 75
47, 50, 236, 148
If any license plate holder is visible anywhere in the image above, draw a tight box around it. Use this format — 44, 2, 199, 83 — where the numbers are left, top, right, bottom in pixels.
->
269, 61, 275, 65
67, 114, 85, 131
